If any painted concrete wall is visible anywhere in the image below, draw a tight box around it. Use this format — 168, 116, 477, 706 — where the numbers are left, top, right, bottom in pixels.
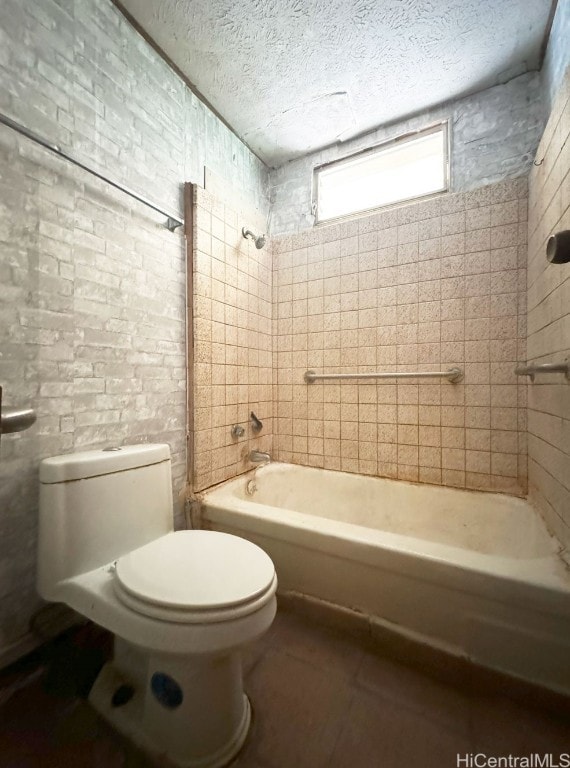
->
526, 65, 570, 551
542, 0, 570, 114
0, 0, 268, 666
269, 73, 544, 235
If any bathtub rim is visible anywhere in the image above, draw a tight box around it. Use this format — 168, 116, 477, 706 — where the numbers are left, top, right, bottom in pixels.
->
199, 464, 570, 613
199, 463, 570, 697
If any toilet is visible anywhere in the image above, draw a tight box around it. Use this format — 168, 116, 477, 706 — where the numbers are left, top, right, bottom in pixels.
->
37, 444, 277, 768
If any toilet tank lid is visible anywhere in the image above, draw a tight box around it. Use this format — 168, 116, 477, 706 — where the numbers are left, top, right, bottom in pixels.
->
40, 444, 171, 483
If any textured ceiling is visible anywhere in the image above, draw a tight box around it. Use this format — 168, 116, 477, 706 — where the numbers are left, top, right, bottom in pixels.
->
118, 0, 554, 167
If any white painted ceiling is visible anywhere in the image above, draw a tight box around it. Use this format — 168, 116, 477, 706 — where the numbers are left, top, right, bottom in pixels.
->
119, 0, 554, 167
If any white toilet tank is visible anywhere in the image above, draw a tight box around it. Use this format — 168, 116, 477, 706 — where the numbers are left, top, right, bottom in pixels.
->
38, 444, 174, 600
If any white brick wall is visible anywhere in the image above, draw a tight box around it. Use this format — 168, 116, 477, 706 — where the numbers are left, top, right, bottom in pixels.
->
542, 0, 570, 114
0, 0, 268, 664
269, 73, 545, 236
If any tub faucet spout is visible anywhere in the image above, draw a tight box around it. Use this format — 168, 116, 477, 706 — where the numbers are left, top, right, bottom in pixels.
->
249, 450, 271, 464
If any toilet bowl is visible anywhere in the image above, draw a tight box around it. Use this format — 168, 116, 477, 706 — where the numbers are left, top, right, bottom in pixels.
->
37, 444, 277, 768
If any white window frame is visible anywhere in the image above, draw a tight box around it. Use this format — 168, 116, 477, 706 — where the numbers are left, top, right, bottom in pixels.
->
312, 121, 450, 225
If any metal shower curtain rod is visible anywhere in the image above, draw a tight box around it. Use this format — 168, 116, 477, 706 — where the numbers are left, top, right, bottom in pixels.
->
0, 112, 184, 232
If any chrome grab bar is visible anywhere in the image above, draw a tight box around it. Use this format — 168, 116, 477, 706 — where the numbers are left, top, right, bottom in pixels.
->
304, 367, 463, 384
515, 361, 570, 382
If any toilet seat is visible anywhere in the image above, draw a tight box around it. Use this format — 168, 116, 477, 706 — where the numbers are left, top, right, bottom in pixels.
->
113, 530, 277, 624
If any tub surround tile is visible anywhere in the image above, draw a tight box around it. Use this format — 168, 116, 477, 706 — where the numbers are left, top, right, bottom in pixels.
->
191, 186, 272, 492
190, 170, 548, 504
526, 66, 570, 549
272, 177, 528, 496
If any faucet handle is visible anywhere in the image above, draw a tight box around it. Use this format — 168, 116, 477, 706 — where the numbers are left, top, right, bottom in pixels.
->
231, 424, 245, 438
250, 411, 263, 432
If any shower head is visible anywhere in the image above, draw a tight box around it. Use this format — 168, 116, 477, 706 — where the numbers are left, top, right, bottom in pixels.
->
242, 227, 266, 249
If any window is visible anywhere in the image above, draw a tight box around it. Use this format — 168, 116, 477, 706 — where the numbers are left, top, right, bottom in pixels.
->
314, 122, 449, 223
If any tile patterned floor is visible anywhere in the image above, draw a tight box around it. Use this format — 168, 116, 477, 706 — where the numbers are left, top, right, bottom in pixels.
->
0, 607, 568, 767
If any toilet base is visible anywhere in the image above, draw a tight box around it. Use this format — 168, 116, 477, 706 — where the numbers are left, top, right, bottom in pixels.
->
89, 644, 252, 768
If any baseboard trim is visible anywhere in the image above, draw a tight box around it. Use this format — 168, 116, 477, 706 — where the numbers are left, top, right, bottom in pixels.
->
278, 589, 570, 717
0, 634, 42, 672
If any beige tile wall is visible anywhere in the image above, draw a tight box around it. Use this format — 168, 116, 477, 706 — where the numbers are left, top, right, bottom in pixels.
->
192, 185, 272, 492
272, 178, 529, 496
527, 67, 570, 548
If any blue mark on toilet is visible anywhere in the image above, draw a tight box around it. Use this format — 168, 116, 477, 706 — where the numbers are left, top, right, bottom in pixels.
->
150, 672, 183, 709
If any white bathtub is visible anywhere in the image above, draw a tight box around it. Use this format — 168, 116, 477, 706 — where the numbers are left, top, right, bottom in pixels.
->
200, 463, 570, 695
